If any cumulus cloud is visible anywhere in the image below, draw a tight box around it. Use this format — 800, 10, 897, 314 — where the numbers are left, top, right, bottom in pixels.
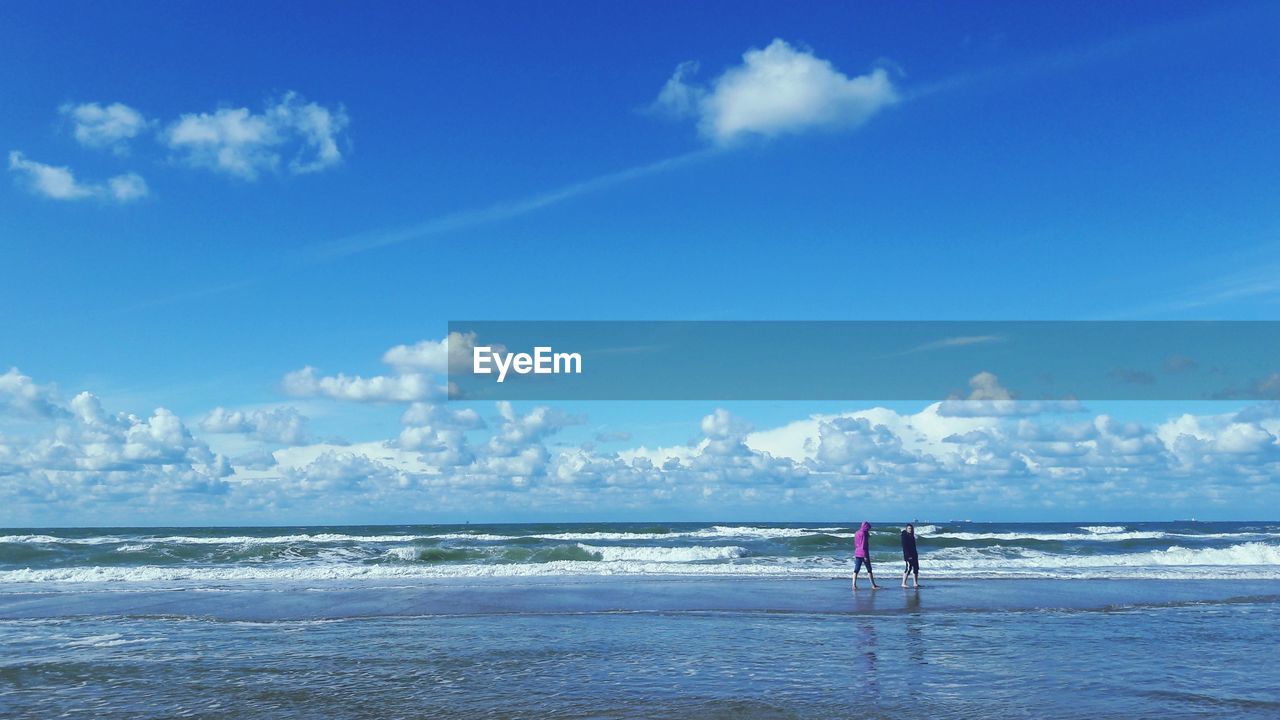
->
938, 372, 1084, 417
282, 366, 439, 403
10, 94, 346, 208
10, 353, 1280, 522
653, 38, 898, 144
164, 92, 349, 179
484, 401, 583, 457
0, 368, 66, 419
60, 102, 149, 154
283, 335, 482, 404
0, 381, 231, 522
280, 451, 405, 493
383, 332, 481, 374
810, 416, 917, 472
395, 402, 486, 466
7, 151, 148, 202
199, 406, 311, 445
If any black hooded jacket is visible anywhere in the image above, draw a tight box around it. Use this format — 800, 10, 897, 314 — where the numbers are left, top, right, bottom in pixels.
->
900, 530, 918, 559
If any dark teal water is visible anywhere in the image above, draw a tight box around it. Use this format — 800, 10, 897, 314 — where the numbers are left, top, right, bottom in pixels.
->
3, 521, 1278, 581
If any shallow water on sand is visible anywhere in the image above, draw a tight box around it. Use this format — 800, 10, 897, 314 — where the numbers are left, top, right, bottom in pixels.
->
2, 577, 1278, 718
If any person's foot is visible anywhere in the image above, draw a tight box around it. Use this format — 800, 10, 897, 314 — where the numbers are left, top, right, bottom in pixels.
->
871, 584, 881, 590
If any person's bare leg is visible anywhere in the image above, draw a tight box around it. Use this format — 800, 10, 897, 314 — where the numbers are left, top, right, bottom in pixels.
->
852, 569, 859, 591
901, 566, 909, 588
869, 568, 880, 589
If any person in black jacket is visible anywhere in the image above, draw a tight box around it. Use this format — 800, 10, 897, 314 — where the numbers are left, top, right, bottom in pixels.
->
901, 524, 920, 588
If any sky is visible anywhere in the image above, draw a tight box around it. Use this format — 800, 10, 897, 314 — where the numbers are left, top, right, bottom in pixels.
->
1, 1, 1278, 526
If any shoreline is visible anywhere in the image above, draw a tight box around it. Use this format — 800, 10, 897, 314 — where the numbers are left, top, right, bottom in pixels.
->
3, 575, 1278, 623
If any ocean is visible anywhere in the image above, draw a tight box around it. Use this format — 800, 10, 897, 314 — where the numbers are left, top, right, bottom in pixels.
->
2, 521, 1278, 717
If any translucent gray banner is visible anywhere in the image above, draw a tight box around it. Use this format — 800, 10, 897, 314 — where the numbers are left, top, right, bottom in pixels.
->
446, 321, 1280, 401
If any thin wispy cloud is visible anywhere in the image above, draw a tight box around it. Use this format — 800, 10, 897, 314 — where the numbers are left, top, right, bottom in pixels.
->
907, 2, 1256, 102
308, 38, 900, 262
314, 17, 1220, 266
1107, 246, 1280, 319
888, 334, 1006, 357
307, 148, 717, 260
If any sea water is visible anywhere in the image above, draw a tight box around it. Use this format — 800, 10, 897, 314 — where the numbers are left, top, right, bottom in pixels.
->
2, 522, 1278, 717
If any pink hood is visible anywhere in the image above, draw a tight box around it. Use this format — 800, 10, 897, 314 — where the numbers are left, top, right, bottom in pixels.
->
854, 522, 871, 557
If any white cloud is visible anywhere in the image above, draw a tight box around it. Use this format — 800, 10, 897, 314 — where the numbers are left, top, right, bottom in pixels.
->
106, 173, 149, 201
199, 406, 311, 445
281, 451, 405, 493
383, 332, 481, 374
966, 370, 1012, 401
283, 336, 476, 404
898, 335, 1005, 355
810, 416, 917, 471
0, 368, 66, 419
60, 102, 149, 154
654, 39, 898, 144
8, 151, 148, 203
282, 366, 439, 403
12, 349, 1280, 522
480, 402, 583, 461
8, 151, 93, 200
0, 383, 232, 522
653, 61, 703, 117
164, 92, 349, 179
395, 401, 485, 466
937, 371, 1085, 417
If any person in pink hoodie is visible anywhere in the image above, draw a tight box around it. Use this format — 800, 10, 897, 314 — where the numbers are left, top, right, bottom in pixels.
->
852, 521, 880, 590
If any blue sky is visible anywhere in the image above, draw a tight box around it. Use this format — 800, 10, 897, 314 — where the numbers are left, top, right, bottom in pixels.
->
2, 1, 1278, 525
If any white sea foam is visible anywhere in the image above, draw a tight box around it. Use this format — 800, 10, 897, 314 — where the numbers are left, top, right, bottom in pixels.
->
12, 525, 1223, 548
0, 526, 872, 547
382, 547, 420, 561
1080, 525, 1127, 534
421, 533, 518, 541
930, 530, 1169, 542
0, 533, 436, 546
5, 542, 1278, 584
577, 544, 747, 562
434, 527, 854, 542
63, 633, 164, 648
0, 535, 84, 544
926, 542, 1280, 569
512, 531, 675, 542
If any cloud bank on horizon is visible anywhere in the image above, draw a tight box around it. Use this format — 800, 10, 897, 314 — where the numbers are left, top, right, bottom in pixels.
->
2, 335, 1278, 524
